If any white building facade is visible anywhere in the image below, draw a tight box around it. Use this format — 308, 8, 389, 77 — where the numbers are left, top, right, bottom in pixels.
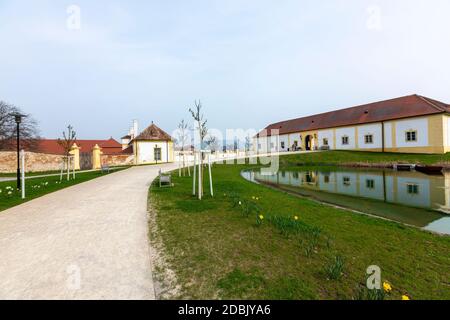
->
255, 95, 450, 154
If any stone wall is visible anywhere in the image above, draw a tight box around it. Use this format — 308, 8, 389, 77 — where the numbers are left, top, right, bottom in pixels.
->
101, 154, 134, 167
0, 151, 64, 173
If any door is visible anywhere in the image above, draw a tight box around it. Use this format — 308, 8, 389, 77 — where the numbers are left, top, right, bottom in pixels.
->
305, 135, 312, 151
154, 147, 162, 163
79, 152, 93, 170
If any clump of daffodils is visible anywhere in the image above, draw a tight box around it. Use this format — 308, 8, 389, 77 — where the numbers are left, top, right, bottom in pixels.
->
256, 214, 265, 226
402, 295, 411, 300
383, 281, 392, 294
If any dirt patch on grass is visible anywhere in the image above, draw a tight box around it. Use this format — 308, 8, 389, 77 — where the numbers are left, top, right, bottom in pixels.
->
148, 199, 182, 300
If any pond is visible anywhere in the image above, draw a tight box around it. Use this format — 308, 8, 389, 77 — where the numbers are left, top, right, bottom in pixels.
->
242, 167, 450, 235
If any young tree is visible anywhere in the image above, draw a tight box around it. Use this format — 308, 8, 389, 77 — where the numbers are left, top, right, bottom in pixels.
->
189, 100, 208, 198
57, 125, 77, 181
177, 119, 190, 176
189, 100, 208, 150
205, 135, 219, 154
0, 101, 40, 151
245, 135, 252, 154
177, 119, 189, 151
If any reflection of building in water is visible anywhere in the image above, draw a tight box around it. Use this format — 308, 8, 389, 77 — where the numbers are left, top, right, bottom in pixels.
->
255, 170, 450, 213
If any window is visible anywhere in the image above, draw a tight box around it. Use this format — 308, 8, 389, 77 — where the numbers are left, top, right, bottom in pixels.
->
366, 179, 375, 189
405, 130, 417, 142
281, 141, 285, 149
154, 147, 162, 162
270, 142, 275, 149
324, 175, 330, 183
342, 136, 349, 145
343, 176, 351, 186
258, 143, 262, 149
365, 134, 374, 144
323, 138, 329, 146
407, 184, 419, 194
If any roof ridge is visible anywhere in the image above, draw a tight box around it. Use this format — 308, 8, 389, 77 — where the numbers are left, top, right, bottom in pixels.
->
416, 95, 447, 112
265, 94, 419, 128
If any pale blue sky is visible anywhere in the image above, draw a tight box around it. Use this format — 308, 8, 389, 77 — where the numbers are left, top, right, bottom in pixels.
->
1, 0, 450, 139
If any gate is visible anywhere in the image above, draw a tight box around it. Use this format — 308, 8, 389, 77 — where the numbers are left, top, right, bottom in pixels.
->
79, 152, 93, 170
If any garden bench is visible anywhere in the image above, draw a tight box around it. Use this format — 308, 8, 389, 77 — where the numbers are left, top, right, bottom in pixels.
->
101, 164, 111, 174
159, 170, 172, 187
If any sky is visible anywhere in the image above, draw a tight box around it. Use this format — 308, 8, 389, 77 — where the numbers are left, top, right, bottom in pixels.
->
1, 0, 450, 140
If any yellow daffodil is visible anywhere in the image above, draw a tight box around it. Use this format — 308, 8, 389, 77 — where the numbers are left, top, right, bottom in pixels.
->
294, 216, 299, 220
252, 196, 256, 200
402, 295, 410, 300
259, 215, 264, 220
383, 281, 392, 293
256, 197, 259, 201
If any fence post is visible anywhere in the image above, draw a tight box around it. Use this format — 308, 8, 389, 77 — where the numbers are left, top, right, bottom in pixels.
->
208, 153, 213, 197
193, 152, 197, 196
21, 150, 25, 199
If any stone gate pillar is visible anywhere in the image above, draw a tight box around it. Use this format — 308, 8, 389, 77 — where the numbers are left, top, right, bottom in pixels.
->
92, 144, 103, 170
69, 143, 81, 170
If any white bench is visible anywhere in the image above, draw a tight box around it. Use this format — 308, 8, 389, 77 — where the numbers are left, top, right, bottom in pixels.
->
159, 170, 172, 187
101, 164, 111, 174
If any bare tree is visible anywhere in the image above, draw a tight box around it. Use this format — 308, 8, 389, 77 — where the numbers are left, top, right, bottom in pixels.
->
0, 101, 40, 151
177, 119, 189, 151
189, 100, 208, 197
205, 135, 219, 154
189, 100, 208, 150
245, 135, 252, 153
177, 119, 190, 176
57, 125, 77, 180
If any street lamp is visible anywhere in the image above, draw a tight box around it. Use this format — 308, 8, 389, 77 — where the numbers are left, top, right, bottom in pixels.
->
12, 113, 25, 190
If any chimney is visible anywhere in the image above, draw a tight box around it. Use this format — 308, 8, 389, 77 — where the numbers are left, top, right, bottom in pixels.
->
133, 120, 139, 139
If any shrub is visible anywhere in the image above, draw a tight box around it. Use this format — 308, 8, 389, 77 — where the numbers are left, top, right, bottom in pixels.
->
324, 255, 345, 280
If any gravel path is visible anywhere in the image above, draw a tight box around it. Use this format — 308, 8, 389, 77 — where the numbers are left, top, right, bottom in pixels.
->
0, 163, 177, 300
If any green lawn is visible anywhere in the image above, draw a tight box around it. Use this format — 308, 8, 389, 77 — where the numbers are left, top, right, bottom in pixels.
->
0, 168, 127, 212
280, 150, 450, 167
150, 157, 450, 300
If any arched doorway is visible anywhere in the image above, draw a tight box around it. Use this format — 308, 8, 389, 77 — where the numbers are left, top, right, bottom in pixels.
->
305, 135, 313, 151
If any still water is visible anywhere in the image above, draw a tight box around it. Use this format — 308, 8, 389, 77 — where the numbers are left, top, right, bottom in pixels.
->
242, 167, 450, 235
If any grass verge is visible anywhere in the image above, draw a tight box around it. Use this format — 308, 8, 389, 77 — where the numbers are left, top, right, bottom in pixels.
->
280, 150, 450, 167
0, 168, 127, 212
150, 160, 450, 300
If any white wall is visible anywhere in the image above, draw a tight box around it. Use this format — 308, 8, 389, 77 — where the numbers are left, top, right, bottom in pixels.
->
384, 122, 393, 148
137, 141, 170, 163
357, 123, 383, 149
318, 130, 334, 149
335, 127, 356, 149
395, 117, 428, 148
447, 116, 450, 147
279, 135, 289, 152
255, 137, 268, 153
289, 133, 301, 149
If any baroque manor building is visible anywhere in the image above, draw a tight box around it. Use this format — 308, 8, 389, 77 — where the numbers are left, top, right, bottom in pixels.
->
255, 95, 450, 154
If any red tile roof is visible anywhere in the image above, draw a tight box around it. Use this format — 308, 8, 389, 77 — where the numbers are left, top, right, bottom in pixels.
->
134, 123, 173, 141
257, 94, 450, 137
35, 138, 124, 155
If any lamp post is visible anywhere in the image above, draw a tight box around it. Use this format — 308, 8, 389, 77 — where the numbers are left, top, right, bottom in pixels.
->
12, 113, 24, 190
